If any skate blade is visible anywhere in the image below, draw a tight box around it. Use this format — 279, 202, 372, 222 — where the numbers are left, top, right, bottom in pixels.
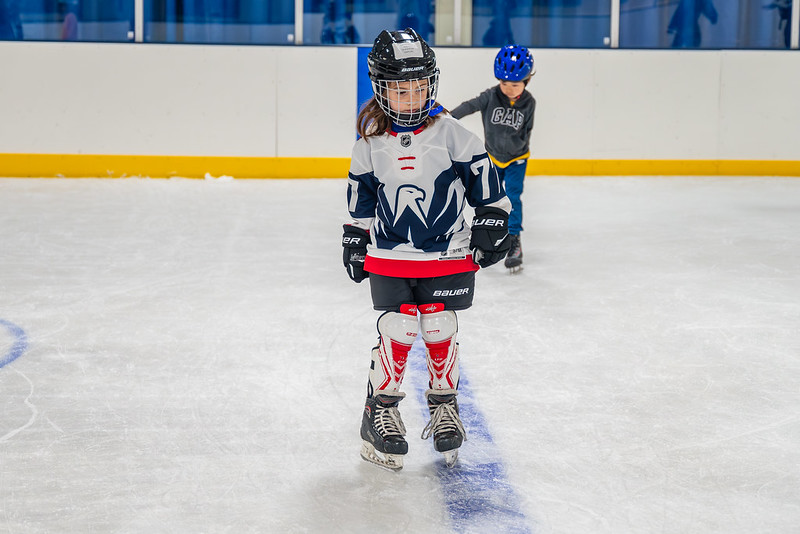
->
360, 441, 404, 471
507, 265, 523, 274
442, 449, 459, 468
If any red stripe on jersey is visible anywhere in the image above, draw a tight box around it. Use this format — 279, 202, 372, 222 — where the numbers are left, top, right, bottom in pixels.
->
365, 256, 479, 278
398, 156, 416, 160
400, 167, 415, 170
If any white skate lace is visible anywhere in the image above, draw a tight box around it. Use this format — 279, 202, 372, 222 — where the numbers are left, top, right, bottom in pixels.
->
375, 405, 407, 438
420, 401, 466, 441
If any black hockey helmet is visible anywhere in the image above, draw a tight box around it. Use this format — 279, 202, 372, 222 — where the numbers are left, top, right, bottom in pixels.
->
367, 28, 437, 82
367, 28, 440, 126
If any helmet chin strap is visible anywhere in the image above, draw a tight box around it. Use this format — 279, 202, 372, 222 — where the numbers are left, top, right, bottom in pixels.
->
392, 104, 434, 127
372, 72, 440, 127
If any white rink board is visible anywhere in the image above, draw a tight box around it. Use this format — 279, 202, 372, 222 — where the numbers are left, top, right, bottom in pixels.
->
718, 51, 800, 160
0, 42, 798, 160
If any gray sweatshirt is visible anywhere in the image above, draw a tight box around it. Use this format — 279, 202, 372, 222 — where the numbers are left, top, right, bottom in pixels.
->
450, 85, 536, 166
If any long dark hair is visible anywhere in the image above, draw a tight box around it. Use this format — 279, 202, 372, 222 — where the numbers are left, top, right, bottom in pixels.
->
356, 97, 448, 139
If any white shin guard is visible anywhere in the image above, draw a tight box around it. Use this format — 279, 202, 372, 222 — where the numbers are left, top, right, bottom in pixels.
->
419, 309, 459, 391
368, 309, 419, 396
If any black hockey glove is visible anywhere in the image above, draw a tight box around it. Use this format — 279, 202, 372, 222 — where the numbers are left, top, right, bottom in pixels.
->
342, 224, 370, 283
470, 206, 512, 268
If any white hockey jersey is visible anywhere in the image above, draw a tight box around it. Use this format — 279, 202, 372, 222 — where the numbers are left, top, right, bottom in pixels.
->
347, 114, 511, 278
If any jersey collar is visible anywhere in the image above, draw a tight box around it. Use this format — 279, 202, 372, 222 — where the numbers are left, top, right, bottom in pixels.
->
388, 122, 427, 136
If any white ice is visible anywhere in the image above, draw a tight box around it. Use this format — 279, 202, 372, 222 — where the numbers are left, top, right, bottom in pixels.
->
1, 176, 799, 533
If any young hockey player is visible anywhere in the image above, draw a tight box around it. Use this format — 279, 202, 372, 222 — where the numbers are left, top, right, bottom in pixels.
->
342, 28, 512, 470
450, 45, 536, 273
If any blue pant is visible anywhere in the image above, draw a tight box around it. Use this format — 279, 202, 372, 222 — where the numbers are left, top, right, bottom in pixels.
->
497, 160, 526, 235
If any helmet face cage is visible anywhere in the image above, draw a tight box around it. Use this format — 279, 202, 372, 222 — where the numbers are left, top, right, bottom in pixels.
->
371, 71, 439, 127
494, 45, 535, 82
368, 28, 440, 127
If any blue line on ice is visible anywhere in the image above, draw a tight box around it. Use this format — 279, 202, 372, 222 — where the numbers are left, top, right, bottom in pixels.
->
0, 319, 29, 368
411, 343, 533, 534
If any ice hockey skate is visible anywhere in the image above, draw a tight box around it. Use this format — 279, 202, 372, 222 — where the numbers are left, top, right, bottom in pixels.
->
360, 393, 408, 471
504, 234, 523, 273
421, 389, 466, 468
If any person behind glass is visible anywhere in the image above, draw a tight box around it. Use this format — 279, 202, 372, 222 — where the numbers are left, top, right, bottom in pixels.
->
342, 28, 512, 470
320, 0, 359, 44
58, 0, 79, 41
667, 0, 718, 48
765, 0, 792, 48
450, 45, 536, 273
0, 0, 24, 40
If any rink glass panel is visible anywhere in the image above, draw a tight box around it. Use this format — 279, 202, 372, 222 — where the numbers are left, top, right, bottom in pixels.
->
0, 0, 795, 48
619, 0, 794, 49
143, 0, 295, 44
471, 0, 610, 48
2, 0, 133, 41
302, 0, 435, 45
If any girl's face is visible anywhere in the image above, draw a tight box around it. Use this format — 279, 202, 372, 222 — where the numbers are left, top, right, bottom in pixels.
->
499, 80, 527, 101
386, 79, 430, 114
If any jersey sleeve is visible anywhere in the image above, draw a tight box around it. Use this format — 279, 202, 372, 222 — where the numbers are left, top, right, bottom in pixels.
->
445, 117, 512, 214
346, 139, 379, 231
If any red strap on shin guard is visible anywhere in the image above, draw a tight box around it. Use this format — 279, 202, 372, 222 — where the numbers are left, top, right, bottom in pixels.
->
377, 339, 412, 391
425, 339, 456, 389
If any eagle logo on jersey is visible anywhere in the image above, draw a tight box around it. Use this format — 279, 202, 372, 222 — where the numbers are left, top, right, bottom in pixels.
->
374, 178, 463, 252
400, 134, 412, 148
394, 185, 428, 228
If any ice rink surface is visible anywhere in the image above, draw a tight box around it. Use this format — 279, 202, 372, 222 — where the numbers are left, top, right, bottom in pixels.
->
1, 176, 799, 534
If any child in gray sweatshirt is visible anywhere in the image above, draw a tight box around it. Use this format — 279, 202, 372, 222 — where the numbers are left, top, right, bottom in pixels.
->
451, 45, 536, 272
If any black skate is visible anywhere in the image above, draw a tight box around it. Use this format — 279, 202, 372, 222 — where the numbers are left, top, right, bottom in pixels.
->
421, 389, 466, 467
360, 393, 408, 471
504, 234, 523, 273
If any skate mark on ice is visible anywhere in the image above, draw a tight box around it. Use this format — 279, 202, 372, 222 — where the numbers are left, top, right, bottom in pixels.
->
0, 367, 39, 443
1, 319, 29, 369
411, 343, 533, 534
1, 319, 37, 443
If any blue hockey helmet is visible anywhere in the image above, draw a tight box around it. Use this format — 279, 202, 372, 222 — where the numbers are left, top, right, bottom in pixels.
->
494, 45, 535, 82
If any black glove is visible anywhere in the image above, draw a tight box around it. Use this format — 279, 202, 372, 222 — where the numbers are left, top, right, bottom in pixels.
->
342, 224, 370, 283
470, 206, 512, 268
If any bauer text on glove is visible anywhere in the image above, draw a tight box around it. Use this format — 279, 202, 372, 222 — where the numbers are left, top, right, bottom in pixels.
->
469, 207, 512, 268
342, 224, 370, 282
